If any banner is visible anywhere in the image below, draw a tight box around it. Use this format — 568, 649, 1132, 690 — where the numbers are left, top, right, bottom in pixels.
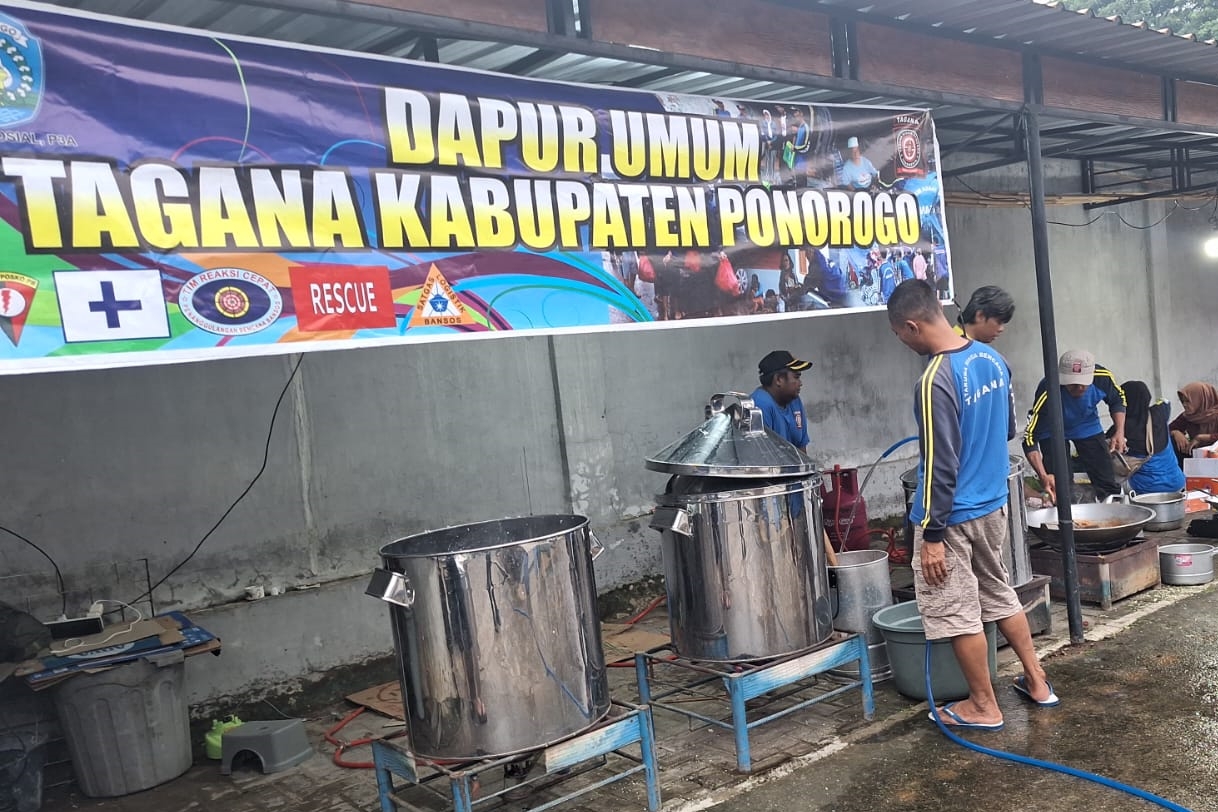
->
0, 2, 952, 374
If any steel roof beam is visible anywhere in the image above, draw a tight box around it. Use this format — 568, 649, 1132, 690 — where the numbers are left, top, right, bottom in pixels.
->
1084, 182, 1218, 209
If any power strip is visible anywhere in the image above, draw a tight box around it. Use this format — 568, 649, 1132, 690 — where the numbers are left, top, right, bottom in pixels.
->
46, 615, 105, 640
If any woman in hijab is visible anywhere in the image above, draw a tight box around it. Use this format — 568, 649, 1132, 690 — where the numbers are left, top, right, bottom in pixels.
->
1169, 381, 1218, 464
1114, 381, 1185, 494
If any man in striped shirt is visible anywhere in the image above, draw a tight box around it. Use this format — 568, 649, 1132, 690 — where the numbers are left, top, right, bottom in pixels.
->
888, 280, 1056, 730
1023, 349, 1127, 504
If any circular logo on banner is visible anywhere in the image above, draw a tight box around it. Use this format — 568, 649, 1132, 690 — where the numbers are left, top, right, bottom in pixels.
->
0, 13, 45, 128
178, 268, 283, 336
897, 128, 922, 171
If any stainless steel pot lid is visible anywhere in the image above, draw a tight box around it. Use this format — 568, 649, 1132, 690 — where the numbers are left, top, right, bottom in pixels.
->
657, 473, 820, 502
644, 392, 818, 477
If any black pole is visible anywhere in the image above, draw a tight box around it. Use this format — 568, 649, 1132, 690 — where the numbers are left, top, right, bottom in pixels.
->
1024, 104, 1085, 645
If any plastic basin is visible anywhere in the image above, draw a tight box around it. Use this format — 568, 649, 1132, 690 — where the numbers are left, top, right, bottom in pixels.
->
872, 601, 996, 701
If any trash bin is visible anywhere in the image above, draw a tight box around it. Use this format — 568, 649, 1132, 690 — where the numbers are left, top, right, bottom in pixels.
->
53, 652, 192, 797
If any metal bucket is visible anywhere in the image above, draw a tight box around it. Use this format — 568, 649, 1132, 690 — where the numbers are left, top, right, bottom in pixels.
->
366, 515, 611, 760
650, 474, 833, 662
904, 456, 1031, 587
828, 550, 893, 681
1158, 543, 1215, 586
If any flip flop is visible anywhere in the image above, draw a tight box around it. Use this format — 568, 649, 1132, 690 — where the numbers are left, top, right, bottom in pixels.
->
1012, 675, 1061, 707
927, 702, 1005, 731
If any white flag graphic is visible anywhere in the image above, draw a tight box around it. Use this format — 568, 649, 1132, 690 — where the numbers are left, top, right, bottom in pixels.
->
54, 270, 171, 343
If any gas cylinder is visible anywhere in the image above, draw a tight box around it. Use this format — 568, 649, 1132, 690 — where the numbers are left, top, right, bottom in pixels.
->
820, 466, 871, 552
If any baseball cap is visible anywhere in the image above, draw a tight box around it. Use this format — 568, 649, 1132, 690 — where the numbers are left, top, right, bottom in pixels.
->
759, 350, 813, 376
846, 136, 859, 148
1058, 349, 1095, 386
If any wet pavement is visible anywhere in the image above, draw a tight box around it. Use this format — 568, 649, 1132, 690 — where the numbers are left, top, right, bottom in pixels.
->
32, 532, 1218, 812
712, 583, 1218, 812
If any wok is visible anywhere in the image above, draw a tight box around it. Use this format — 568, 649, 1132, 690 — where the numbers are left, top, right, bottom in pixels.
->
1027, 503, 1155, 549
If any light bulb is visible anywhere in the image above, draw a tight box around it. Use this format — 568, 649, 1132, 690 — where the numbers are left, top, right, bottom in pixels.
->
1205, 235, 1218, 259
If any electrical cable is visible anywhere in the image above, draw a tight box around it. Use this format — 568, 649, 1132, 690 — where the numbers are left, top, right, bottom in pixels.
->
952, 174, 1193, 230
126, 354, 305, 608
924, 640, 1195, 812
0, 526, 66, 616
49, 598, 143, 655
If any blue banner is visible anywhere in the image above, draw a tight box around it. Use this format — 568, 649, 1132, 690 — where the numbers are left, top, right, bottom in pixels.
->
0, 1, 952, 374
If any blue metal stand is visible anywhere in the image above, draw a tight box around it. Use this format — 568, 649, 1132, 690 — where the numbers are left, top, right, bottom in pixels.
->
372, 701, 661, 812
635, 632, 875, 773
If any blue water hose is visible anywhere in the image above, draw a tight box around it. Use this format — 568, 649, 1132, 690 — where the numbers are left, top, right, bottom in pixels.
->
923, 640, 1194, 811
837, 436, 918, 549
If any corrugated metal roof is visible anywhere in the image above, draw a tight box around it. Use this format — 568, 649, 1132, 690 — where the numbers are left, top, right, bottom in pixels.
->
811, 0, 1218, 83
32, 0, 1218, 199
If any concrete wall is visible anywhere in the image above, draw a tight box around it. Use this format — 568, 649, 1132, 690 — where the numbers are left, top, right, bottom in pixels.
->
3, 163, 1215, 709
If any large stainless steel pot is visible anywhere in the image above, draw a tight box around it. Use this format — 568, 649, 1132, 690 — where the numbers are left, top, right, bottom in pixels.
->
903, 456, 1031, 586
646, 393, 833, 662
1130, 491, 1187, 532
366, 515, 610, 760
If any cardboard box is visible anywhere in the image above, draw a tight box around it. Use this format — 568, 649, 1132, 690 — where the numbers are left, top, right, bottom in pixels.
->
1186, 478, 1218, 496
1186, 491, 1217, 513
1183, 458, 1218, 494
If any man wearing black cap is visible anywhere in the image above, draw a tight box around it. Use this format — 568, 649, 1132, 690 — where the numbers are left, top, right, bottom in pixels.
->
752, 350, 812, 452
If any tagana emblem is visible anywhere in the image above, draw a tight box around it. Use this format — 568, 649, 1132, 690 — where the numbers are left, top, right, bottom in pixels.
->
0, 13, 43, 127
893, 113, 926, 179
897, 129, 921, 170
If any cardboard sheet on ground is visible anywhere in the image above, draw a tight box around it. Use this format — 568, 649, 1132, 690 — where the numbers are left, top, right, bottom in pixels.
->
346, 621, 671, 719
599, 623, 670, 664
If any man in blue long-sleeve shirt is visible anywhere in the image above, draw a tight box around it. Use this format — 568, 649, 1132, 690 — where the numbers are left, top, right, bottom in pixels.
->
888, 280, 1055, 730
1023, 349, 1127, 503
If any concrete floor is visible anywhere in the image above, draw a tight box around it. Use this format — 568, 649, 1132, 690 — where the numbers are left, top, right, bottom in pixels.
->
34, 528, 1218, 812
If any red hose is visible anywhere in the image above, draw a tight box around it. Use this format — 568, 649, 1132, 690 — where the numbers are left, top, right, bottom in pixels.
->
623, 594, 666, 626
324, 706, 408, 769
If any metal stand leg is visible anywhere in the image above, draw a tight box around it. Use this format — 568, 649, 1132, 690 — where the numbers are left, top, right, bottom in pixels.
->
637, 633, 874, 774
857, 636, 875, 720
727, 678, 752, 772
373, 745, 398, 812
370, 702, 656, 812
638, 706, 662, 812
635, 652, 652, 704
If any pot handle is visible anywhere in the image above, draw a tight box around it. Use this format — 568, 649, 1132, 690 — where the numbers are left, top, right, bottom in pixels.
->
589, 529, 606, 561
650, 507, 693, 538
1103, 493, 1126, 504
366, 568, 416, 608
